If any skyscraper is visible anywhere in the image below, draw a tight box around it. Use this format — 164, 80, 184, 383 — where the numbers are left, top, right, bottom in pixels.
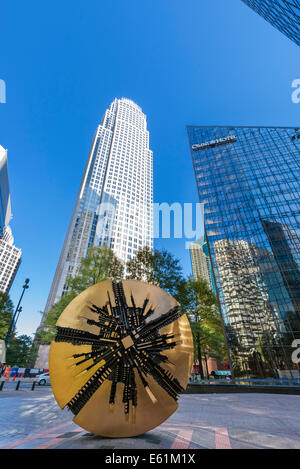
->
0, 146, 21, 293
188, 125, 300, 378
44, 98, 153, 313
0, 146, 12, 237
0, 226, 21, 293
241, 0, 300, 47
189, 236, 215, 292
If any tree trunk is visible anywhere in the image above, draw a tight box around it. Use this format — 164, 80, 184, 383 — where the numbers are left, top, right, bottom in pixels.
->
196, 332, 205, 379
204, 353, 209, 380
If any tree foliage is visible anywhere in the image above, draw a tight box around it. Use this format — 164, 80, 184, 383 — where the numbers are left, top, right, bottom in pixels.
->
126, 246, 184, 297
36, 246, 124, 345
35, 291, 76, 345
0, 292, 14, 340
67, 246, 124, 294
126, 246, 156, 284
6, 334, 37, 367
184, 277, 225, 378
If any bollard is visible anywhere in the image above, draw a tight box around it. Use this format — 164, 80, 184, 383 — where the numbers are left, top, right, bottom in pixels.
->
31, 381, 36, 391
0, 381, 4, 391
15, 381, 21, 391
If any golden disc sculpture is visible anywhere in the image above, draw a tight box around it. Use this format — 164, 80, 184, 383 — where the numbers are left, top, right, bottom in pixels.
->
49, 279, 193, 437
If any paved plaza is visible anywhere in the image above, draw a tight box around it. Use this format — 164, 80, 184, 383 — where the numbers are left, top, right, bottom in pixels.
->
0, 388, 299, 449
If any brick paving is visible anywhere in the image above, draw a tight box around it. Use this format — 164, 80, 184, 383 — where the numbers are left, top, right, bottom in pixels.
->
0, 390, 299, 449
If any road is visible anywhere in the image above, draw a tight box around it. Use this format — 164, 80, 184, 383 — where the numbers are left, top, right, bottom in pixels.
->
0, 388, 299, 449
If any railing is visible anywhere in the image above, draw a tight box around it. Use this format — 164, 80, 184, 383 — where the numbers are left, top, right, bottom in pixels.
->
189, 377, 300, 387
0, 378, 39, 391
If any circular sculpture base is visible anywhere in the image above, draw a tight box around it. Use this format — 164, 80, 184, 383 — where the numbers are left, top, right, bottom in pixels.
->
49, 280, 193, 437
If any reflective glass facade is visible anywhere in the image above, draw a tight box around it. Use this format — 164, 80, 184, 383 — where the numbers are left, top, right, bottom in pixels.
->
190, 236, 216, 294
241, 0, 300, 47
188, 126, 300, 378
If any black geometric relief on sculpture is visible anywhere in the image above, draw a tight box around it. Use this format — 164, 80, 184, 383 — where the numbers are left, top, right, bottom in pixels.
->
54, 281, 183, 420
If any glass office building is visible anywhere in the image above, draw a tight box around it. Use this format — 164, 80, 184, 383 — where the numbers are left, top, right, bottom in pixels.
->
188, 126, 300, 378
241, 0, 300, 47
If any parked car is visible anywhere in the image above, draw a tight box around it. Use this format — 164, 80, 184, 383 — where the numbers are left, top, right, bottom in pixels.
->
211, 370, 232, 380
36, 372, 50, 386
24, 368, 44, 378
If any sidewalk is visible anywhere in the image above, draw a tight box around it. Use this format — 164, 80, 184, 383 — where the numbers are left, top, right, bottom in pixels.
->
0, 393, 299, 449
1, 419, 231, 450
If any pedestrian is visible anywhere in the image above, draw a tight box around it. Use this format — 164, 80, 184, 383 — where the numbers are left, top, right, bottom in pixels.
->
0, 363, 6, 378
11, 365, 18, 379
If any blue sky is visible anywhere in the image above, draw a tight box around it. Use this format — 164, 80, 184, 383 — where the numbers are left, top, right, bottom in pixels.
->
0, 0, 299, 336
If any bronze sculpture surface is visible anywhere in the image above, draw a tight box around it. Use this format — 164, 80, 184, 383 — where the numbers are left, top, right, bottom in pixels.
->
49, 280, 193, 437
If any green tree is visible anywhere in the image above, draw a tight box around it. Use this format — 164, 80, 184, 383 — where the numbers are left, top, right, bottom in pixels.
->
184, 278, 225, 379
35, 291, 76, 345
6, 335, 37, 367
36, 246, 123, 345
126, 246, 156, 284
126, 246, 184, 297
0, 292, 14, 339
67, 245, 124, 294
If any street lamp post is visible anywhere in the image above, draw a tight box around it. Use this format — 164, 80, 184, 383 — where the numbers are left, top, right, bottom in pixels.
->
4, 278, 30, 346
14, 306, 22, 326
